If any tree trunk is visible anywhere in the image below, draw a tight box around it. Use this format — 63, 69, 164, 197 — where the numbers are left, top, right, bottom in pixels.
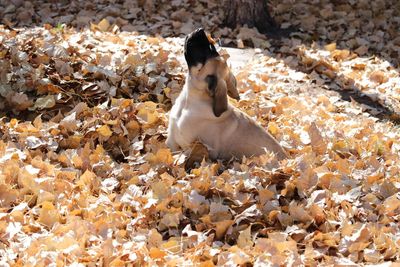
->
223, 0, 276, 34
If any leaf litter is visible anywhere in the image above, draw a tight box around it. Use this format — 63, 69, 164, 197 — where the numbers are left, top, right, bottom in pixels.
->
1, 0, 400, 266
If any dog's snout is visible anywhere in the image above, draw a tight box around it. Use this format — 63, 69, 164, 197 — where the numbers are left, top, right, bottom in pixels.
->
205, 75, 218, 93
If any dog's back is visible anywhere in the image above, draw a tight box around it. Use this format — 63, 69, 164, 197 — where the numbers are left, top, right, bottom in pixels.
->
216, 109, 288, 160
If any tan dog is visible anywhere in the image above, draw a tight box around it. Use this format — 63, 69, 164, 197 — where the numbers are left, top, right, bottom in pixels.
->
166, 29, 287, 161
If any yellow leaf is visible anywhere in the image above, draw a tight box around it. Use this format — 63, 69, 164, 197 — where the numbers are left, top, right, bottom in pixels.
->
161, 238, 181, 253
77, 170, 96, 188
124, 54, 142, 66
37, 191, 55, 205
155, 148, 173, 165
137, 102, 159, 125
38, 201, 60, 228
138, 111, 158, 124
56, 170, 77, 181
310, 204, 325, 224
97, 125, 113, 138
382, 195, 400, 216
199, 260, 215, 267
268, 121, 279, 135
10, 210, 24, 223
324, 42, 336, 51
147, 37, 159, 45
98, 18, 110, 32
164, 87, 171, 95
72, 154, 83, 168
149, 247, 167, 259
10, 118, 18, 128
0, 50, 7, 59
109, 258, 126, 267
331, 49, 350, 61
352, 63, 366, 70
237, 226, 253, 249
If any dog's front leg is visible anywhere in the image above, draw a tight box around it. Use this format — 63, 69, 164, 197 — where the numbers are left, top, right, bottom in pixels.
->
166, 120, 180, 151
166, 137, 179, 151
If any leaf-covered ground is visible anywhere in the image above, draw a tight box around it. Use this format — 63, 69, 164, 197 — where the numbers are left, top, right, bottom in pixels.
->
1, 0, 400, 266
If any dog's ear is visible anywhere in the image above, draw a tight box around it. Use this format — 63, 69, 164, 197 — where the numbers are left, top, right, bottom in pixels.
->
184, 28, 219, 68
206, 75, 228, 117
226, 72, 240, 100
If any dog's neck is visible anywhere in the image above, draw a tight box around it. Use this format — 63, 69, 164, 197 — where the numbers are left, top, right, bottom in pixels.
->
181, 76, 233, 120
184, 75, 210, 100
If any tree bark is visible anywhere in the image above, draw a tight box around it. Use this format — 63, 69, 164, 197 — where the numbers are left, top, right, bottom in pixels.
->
223, 0, 276, 34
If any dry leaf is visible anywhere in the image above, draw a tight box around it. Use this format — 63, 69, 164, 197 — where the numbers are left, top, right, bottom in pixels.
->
237, 226, 253, 249
38, 201, 60, 228
308, 122, 327, 155
97, 125, 113, 138
2, 2, 400, 265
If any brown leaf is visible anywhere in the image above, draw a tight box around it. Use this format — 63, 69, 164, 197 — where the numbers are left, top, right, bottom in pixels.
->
184, 141, 209, 171
308, 122, 327, 155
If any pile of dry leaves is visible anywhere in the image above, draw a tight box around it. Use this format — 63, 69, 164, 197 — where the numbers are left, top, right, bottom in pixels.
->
1, 0, 400, 266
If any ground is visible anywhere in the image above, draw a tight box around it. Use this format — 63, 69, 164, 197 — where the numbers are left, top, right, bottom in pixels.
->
0, 0, 400, 266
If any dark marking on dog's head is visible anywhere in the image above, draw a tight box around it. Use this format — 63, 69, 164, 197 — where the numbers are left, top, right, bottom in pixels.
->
205, 74, 218, 94
184, 28, 219, 68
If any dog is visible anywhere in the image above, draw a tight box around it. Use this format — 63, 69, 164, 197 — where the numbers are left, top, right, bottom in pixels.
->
166, 28, 288, 161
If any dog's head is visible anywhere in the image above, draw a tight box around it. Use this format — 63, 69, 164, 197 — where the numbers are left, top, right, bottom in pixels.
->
184, 28, 240, 117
